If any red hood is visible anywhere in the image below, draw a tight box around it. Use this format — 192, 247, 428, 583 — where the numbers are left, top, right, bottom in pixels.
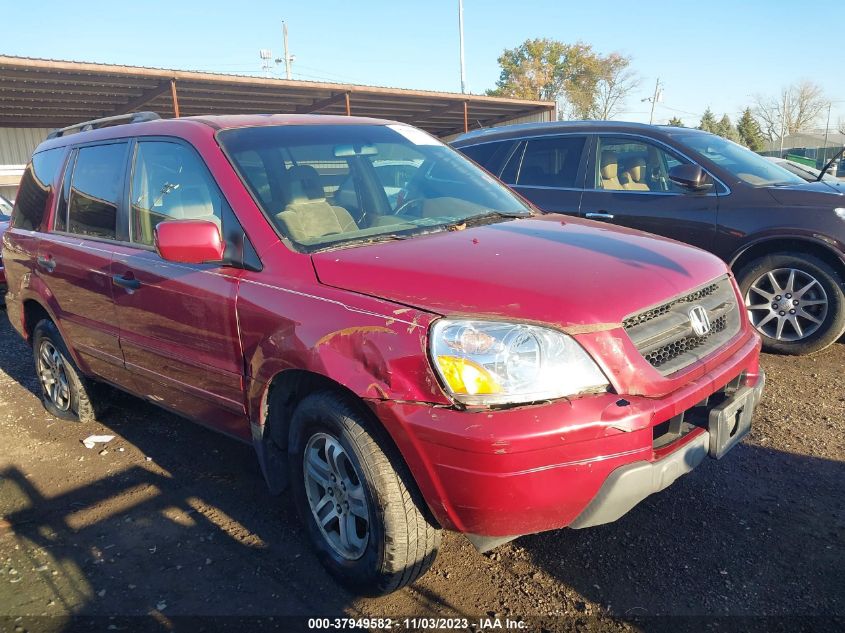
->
312, 214, 729, 329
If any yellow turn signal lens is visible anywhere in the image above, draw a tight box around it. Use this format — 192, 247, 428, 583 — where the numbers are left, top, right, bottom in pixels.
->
435, 356, 502, 395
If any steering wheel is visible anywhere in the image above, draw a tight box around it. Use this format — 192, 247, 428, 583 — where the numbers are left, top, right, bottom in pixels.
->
392, 197, 424, 216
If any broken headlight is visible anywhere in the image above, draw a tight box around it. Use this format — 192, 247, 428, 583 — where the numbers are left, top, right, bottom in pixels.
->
430, 319, 609, 406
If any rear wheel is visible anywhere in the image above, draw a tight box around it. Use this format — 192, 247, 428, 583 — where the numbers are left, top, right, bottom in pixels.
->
32, 319, 105, 422
288, 390, 440, 595
737, 253, 845, 355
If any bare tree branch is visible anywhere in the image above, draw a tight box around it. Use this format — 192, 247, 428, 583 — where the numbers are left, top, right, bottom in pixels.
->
792, 81, 827, 132
753, 81, 828, 140
590, 53, 640, 120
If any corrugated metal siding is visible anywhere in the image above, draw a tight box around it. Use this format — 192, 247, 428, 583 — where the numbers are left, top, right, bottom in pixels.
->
1, 184, 19, 201
0, 128, 50, 164
441, 110, 553, 142
490, 110, 554, 127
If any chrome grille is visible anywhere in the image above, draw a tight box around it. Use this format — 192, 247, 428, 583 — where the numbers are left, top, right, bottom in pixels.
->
622, 283, 719, 329
624, 276, 741, 375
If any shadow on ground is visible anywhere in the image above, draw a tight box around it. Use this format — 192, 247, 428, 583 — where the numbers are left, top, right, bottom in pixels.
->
517, 441, 845, 617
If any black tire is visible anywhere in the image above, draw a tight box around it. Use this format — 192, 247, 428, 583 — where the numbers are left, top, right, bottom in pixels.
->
32, 319, 105, 422
288, 390, 440, 595
736, 252, 845, 355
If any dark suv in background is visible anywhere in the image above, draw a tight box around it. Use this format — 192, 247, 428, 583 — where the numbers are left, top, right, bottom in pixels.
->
453, 122, 845, 355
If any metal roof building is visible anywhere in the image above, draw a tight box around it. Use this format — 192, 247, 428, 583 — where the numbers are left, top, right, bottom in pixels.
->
0, 55, 554, 199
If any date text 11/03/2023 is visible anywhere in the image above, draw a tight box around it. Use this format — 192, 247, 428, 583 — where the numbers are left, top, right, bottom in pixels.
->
307, 617, 528, 630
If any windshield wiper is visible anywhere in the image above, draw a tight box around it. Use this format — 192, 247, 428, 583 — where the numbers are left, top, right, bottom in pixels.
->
817, 146, 845, 182
356, 233, 412, 244
440, 210, 529, 232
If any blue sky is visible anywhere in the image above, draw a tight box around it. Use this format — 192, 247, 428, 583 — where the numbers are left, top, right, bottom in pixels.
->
3, 0, 843, 128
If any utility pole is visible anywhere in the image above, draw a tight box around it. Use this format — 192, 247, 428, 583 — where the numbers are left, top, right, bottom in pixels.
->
458, 0, 467, 94
822, 102, 832, 165
641, 78, 661, 124
282, 21, 292, 80
259, 49, 274, 78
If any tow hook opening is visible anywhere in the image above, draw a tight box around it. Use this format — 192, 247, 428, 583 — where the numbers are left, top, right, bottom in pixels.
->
729, 407, 744, 437
652, 372, 748, 450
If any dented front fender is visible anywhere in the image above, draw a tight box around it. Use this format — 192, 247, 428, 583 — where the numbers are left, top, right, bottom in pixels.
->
237, 275, 451, 424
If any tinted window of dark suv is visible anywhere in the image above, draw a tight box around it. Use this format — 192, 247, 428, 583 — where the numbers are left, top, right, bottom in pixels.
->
459, 140, 513, 175
517, 136, 586, 188
66, 143, 128, 240
11, 148, 64, 231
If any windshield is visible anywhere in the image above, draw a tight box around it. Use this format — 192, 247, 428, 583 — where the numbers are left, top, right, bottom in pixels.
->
0, 195, 12, 220
679, 133, 806, 187
774, 159, 840, 184
218, 124, 531, 250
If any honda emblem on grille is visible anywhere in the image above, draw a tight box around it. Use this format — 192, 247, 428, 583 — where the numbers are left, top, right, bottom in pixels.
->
688, 306, 711, 337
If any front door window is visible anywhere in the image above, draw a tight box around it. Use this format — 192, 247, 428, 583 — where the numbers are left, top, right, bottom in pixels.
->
595, 137, 690, 193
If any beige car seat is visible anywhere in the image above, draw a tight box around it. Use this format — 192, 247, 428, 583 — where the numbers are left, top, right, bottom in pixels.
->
599, 151, 623, 190
621, 157, 650, 191
275, 165, 357, 243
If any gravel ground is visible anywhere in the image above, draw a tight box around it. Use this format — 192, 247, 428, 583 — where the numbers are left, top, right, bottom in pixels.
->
0, 309, 843, 631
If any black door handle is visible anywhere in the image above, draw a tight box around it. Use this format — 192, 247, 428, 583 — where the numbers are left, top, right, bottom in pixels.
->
36, 255, 56, 272
112, 274, 141, 291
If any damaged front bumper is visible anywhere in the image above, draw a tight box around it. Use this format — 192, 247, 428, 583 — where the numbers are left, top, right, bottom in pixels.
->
368, 330, 763, 552
569, 371, 764, 531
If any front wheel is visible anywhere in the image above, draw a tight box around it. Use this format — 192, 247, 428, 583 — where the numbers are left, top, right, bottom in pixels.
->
737, 253, 845, 355
288, 391, 440, 595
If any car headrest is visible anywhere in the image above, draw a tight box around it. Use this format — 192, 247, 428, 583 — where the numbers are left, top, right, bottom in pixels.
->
626, 157, 647, 183
176, 186, 217, 223
600, 151, 618, 179
287, 165, 324, 202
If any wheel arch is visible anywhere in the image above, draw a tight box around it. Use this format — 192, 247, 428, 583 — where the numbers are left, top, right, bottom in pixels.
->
730, 236, 845, 281
251, 368, 430, 507
22, 298, 52, 343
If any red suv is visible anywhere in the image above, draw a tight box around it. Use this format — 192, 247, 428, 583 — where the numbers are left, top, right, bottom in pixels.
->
1, 113, 764, 595
0, 194, 11, 297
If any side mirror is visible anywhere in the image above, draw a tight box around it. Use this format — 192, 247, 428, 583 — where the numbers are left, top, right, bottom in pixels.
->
154, 220, 225, 264
668, 164, 713, 192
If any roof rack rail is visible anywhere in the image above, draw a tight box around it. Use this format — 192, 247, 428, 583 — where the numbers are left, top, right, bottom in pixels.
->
46, 111, 161, 139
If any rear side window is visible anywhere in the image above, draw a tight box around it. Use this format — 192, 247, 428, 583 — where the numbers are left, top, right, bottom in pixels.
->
67, 143, 128, 240
458, 140, 513, 175
516, 136, 586, 188
130, 141, 222, 247
11, 148, 65, 230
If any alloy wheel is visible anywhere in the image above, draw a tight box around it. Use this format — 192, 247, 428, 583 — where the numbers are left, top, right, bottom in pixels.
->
745, 267, 828, 342
37, 340, 71, 411
303, 432, 370, 560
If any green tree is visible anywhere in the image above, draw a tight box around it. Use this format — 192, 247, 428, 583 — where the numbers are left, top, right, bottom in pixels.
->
487, 38, 637, 120
667, 116, 684, 127
487, 38, 573, 101
736, 108, 765, 151
698, 108, 718, 133
715, 114, 739, 141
